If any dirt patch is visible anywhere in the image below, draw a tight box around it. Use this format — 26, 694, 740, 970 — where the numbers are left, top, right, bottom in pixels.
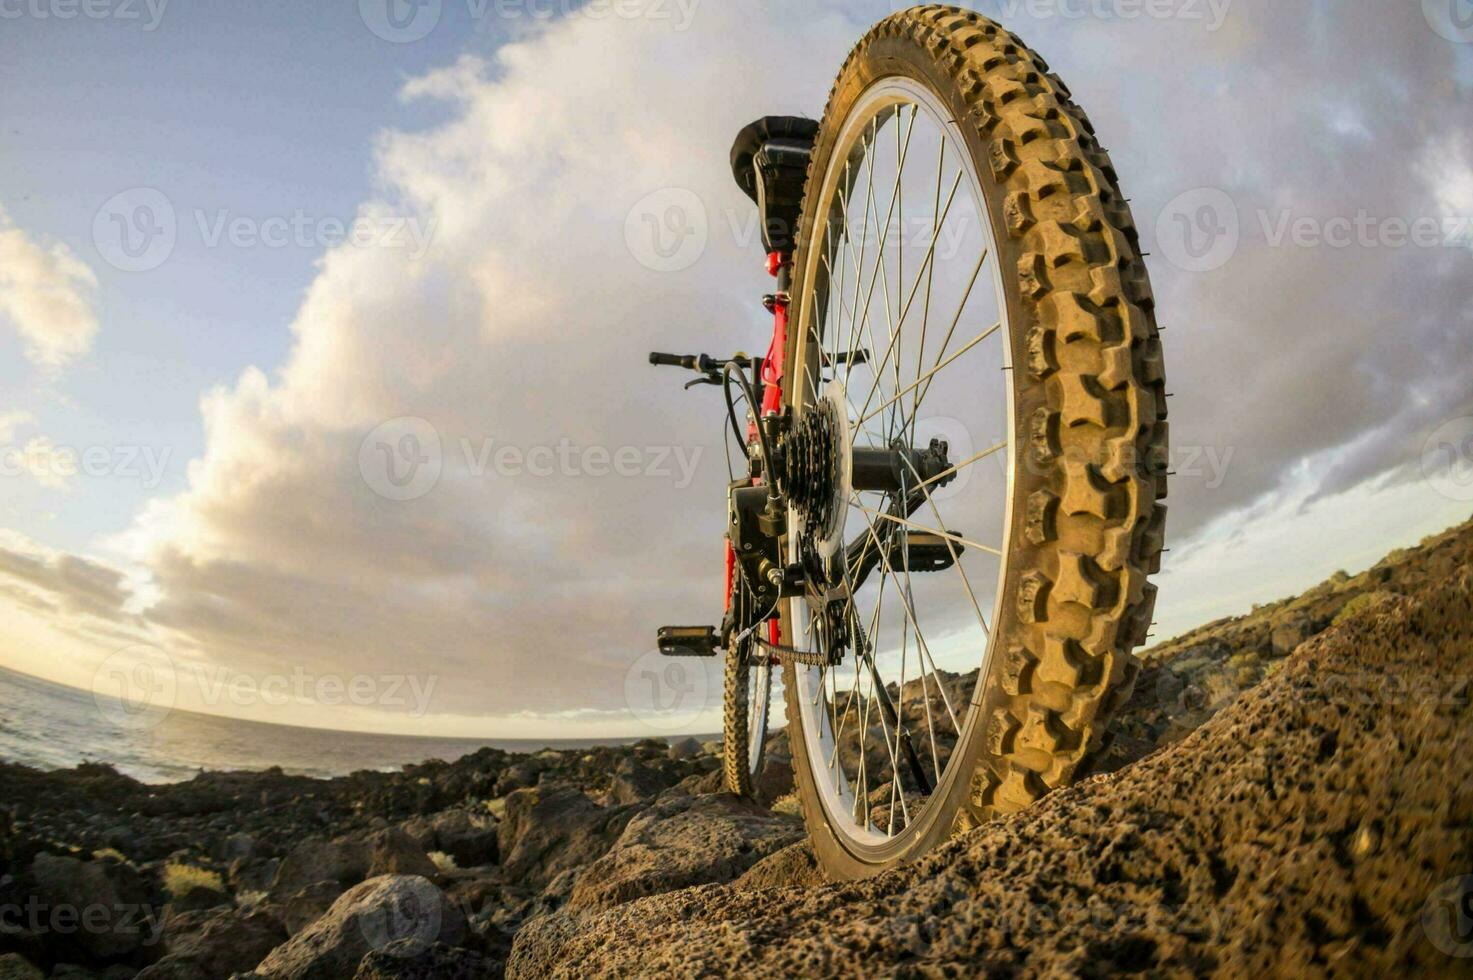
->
509, 567, 1473, 977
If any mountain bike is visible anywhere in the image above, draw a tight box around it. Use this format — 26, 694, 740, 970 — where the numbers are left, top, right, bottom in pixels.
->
651, 5, 1168, 879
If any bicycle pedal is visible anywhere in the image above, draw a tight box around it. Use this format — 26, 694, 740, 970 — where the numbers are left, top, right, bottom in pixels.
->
888, 531, 961, 572
657, 626, 720, 657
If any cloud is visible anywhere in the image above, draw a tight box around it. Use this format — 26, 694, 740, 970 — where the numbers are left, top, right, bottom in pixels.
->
0, 206, 99, 368
0, 411, 35, 443
111, 4, 867, 726
0, 532, 131, 622
1021, 0, 1473, 544
6, 436, 77, 491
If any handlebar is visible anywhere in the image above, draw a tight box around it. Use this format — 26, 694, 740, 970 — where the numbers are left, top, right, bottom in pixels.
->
649, 352, 699, 369
648, 352, 754, 373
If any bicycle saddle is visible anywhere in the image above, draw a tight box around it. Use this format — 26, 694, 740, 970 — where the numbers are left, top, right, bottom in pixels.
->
730, 116, 819, 254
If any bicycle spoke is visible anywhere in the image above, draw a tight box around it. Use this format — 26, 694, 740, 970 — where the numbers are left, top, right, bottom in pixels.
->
858, 316, 1000, 429
848, 497, 964, 736
851, 503, 1003, 558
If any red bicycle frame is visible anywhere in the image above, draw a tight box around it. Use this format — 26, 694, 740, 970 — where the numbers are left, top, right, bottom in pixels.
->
723, 250, 791, 650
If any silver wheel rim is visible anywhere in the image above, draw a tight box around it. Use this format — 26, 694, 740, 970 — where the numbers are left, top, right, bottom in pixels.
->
747, 660, 770, 777
786, 76, 1017, 858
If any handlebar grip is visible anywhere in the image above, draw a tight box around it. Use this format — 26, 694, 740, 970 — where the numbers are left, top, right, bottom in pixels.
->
649, 352, 697, 369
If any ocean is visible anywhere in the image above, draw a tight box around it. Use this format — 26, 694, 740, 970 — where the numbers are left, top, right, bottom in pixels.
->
0, 664, 654, 785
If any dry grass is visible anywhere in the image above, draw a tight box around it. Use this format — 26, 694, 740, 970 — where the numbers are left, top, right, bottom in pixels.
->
771, 793, 802, 817
163, 861, 225, 897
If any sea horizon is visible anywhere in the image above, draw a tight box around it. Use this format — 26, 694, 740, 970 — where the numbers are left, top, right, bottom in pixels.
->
0, 662, 713, 785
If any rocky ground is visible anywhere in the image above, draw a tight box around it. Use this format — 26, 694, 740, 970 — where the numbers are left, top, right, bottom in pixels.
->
2, 516, 1472, 978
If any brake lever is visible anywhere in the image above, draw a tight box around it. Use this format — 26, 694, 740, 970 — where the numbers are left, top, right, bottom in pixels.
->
683, 376, 723, 390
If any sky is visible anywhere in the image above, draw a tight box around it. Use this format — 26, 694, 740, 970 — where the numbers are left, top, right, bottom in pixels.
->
0, 0, 1471, 739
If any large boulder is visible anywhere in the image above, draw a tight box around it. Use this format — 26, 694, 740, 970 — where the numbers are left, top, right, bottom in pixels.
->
0, 954, 43, 980
566, 793, 804, 911
254, 876, 464, 980
28, 853, 157, 959
1270, 616, 1311, 654
228, 856, 280, 895
491, 764, 539, 798
367, 828, 438, 879
267, 838, 371, 903
751, 757, 794, 807
605, 757, 671, 806
496, 784, 640, 890
663, 769, 723, 800
730, 840, 825, 892
136, 907, 286, 980
276, 879, 345, 935
506, 572, 1473, 977
399, 810, 498, 868
352, 939, 503, 979
665, 738, 701, 761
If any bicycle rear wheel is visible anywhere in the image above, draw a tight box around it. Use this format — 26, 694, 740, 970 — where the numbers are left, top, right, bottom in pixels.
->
723, 578, 770, 796
781, 6, 1168, 878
